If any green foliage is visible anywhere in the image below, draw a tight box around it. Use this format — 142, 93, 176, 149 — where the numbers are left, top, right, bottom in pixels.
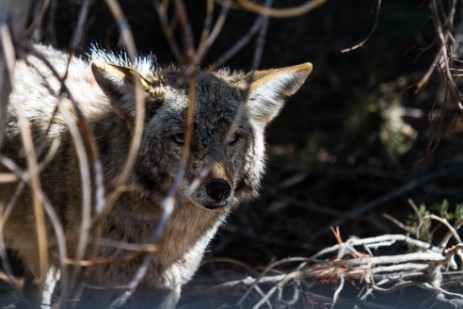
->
406, 200, 463, 243
455, 204, 463, 224
436, 199, 453, 221
431, 199, 463, 224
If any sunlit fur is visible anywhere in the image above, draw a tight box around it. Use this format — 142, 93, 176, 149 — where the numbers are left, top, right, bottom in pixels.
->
0, 44, 311, 308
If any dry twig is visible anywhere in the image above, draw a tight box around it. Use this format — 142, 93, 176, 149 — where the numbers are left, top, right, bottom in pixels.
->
211, 230, 462, 308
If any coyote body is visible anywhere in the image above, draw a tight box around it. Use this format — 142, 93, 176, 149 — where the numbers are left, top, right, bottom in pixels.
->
0, 44, 311, 308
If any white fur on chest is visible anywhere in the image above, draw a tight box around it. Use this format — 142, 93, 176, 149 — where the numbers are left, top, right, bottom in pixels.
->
158, 213, 226, 288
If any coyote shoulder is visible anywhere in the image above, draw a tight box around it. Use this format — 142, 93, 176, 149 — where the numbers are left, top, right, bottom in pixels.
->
0, 44, 312, 308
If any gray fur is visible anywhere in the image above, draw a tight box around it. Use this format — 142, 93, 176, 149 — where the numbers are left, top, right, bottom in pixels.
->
0, 44, 312, 308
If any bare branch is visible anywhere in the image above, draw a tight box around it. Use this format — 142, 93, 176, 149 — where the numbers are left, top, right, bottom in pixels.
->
341, 0, 382, 53
235, 0, 328, 18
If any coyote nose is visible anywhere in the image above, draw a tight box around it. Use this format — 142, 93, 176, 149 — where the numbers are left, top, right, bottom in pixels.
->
206, 179, 231, 202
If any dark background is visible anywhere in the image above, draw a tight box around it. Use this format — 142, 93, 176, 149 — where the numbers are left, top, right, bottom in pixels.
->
36, 0, 463, 307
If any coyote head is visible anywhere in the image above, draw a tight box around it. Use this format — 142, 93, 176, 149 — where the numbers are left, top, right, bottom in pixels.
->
91, 60, 312, 210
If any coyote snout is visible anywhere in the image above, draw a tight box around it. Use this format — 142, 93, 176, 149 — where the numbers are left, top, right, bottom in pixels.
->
206, 179, 231, 203
1, 44, 312, 308
193, 163, 234, 209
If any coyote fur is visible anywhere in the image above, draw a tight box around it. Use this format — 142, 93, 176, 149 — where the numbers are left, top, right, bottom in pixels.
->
0, 44, 312, 308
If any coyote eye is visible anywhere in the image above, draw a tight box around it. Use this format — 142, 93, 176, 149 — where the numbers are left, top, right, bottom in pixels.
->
172, 133, 184, 145
228, 133, 240, 146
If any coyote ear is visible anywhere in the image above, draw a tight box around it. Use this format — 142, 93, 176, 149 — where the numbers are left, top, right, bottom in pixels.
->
91, 61, 163, 117
246, 62, 312, 127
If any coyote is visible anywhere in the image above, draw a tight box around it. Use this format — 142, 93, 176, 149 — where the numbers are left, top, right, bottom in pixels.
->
0, 44, 312, 308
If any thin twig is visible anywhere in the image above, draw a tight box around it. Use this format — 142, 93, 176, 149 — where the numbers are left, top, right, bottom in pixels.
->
16, 110, 49, 293
235, 0, 328, 18
0, 17, 15, 148
153, 0, 184, 63
173, 0, 195, 62
104, 0, 137, 61
24, 0, 51, 37
69, 0, 92, 50
341, 0, 382, 53
331, 275, 345, 309
428, 214, 462, 246
210, 16, 263, 69
191, 0, 233, 69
